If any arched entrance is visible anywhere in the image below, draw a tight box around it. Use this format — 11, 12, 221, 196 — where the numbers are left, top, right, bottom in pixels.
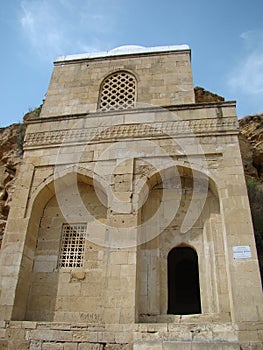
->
11, 168, 108, 322
168, 246, 201, 315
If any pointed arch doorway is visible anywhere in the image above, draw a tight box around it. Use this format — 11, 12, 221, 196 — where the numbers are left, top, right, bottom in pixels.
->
168, 246, 201, 315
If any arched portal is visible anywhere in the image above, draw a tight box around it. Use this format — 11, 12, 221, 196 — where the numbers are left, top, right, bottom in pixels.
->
168, 246, 201, 315
136, 165, 222, 321
11, 168, 108, 322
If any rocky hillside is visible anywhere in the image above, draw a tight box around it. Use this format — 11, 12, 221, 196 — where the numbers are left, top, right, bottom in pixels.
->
194, 86, 225, 103
0, 108, 38, 246
239, 114, 263, 179
0, 124, 22, 245
238, 114, 263, 277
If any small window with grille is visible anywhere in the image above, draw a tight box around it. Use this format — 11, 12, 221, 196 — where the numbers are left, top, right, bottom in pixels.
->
98, 71, 136, 111
58, 224, 86, 269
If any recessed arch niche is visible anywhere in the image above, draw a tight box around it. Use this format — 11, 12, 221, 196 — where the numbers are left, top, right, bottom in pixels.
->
12, 170, 107, 322
136, 165, 227, 322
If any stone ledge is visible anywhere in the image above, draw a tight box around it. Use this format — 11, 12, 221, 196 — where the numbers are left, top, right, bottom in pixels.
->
134, 342, 240, 350
27, 101, 236, 124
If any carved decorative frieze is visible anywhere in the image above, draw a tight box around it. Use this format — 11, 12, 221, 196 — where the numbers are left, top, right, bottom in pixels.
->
24, 117, 238, 148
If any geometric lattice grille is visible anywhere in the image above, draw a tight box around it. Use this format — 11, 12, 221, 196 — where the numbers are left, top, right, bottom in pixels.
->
58, 224, 86, 268
99, 71, 136, 111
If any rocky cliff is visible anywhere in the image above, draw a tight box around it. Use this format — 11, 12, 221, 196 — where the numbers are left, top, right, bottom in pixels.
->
0, 124, 22, 245
239, 114, 263, 179
238, 114, 263, 277
194, 86, 225, 103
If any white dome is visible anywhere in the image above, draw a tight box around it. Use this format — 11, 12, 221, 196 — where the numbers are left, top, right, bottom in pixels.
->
56, 44, 190, 63
109, 45, 146, 54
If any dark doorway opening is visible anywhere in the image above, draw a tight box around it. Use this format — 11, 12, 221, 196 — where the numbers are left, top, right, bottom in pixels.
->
168, 246, 201, 315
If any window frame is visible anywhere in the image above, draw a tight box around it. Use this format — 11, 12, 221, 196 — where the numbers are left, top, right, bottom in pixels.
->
98, 71, 137, 112
57, 223, 87, 269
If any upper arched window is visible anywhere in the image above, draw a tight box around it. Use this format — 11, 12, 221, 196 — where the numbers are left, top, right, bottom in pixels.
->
98, 71, 136, 111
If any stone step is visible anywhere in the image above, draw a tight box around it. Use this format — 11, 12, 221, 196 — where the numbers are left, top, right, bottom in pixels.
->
134, 342, 240, 350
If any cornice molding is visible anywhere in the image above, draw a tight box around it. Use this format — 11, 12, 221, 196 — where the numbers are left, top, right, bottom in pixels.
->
24, 117, 238, 149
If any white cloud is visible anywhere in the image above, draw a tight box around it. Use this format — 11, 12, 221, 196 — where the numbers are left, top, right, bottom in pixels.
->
19, 0, 120, 60
20, 0, 63, 58
229, 52, 263, 95
228, 30, 263, 95
240, 30, 254, 42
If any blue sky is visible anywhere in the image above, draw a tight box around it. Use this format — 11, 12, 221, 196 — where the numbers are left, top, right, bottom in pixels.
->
0, 0, 263, 127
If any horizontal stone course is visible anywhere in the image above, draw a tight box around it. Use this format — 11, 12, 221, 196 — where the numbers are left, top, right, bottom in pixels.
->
0, 321, 262, 348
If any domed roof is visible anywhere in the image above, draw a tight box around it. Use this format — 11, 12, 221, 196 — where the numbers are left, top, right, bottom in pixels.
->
56, 44, 190, 62
109, 45, 146, 54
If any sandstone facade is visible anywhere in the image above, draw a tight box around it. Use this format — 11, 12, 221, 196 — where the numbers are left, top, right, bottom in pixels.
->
0, 45, 262, 349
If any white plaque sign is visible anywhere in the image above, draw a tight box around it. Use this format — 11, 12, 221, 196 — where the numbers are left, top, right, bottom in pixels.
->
233, 246, 252, 259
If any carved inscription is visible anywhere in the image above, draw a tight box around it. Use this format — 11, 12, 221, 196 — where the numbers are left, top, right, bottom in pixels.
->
73, 343, 103, 350
87, 345, 103, 350
79, 312, 102, 322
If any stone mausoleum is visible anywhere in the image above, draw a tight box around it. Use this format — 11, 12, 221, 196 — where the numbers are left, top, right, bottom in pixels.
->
0, 45, 263, 349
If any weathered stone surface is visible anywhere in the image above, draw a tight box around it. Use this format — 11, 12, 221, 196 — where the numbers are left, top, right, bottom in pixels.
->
0, 341, 7, 350
78, 344, 104, 350
192, 344, 240, 350
105, 345, 132, 350
240, 344, 263, 350
0, 321, 261, 348
29, 340, 42, 350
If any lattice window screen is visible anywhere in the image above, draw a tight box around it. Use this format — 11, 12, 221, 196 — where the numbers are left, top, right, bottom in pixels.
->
99, 71, 136, 111
58, 224, 86, 268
